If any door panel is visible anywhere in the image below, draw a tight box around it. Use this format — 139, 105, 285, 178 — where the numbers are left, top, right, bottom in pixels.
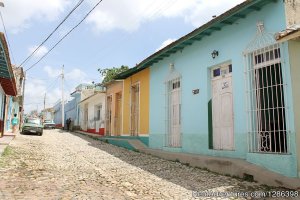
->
168, 79, 181, 147
212, 73, 234, 150
106, 96, 112, 136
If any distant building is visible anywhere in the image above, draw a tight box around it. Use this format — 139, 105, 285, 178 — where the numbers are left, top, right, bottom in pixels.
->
53, 83, 105, 129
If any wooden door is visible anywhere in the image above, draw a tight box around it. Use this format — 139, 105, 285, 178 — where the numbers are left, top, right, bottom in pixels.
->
131, 84, 139, 136
212, 66, 234, 150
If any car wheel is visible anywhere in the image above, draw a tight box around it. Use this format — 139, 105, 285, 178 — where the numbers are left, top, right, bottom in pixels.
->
38, 132, 43, 136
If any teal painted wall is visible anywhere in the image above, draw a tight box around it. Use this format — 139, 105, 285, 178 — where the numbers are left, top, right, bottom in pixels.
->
149, 2, 298, 177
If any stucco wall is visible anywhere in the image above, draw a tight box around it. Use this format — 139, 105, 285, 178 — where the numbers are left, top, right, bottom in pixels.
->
289, 40, 300, 177
149, 2, 297, 177
122, 68, 150, 136
284, 0, 300, 27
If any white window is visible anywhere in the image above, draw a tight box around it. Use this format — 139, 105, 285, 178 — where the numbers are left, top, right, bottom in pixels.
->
245, 44, 289, 153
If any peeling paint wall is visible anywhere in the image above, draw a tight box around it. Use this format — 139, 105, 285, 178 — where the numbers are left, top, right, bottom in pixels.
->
288, 40, 300, 177
284, 0, 300, 27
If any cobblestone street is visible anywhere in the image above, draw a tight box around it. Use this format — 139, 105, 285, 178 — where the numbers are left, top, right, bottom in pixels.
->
0, 130, 290, 199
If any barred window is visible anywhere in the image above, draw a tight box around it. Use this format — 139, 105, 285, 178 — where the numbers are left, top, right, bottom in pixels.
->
245, 44, 289, 153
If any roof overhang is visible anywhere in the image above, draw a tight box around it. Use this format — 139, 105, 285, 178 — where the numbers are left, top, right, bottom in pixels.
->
276, 26, 300, 42
78, 92, 106, 105
116, 0, 276, 79
0, 32, 17, 96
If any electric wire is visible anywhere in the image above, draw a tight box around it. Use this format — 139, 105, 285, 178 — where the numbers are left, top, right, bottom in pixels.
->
19, 0, 85, 68
0, 10, 16, 64
25, 0, 104, 72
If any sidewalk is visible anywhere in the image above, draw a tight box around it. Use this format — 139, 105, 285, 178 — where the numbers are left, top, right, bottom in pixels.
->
0, 131, 16, 156
74, 130, 300, 190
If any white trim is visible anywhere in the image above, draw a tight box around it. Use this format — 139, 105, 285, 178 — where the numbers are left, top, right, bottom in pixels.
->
245, 43, 289, 153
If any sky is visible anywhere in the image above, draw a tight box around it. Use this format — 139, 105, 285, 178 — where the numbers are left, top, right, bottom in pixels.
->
0, 0, 244, 113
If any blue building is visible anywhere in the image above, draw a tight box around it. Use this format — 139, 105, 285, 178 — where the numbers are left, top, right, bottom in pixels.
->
133, 0, 299, 178
53, 83, 103, 129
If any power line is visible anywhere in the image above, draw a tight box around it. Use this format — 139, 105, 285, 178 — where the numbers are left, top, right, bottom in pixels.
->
25, 0, 104, 72
0, 8, 16, 64
19, 0, 85, 68
45, 75, 61, 92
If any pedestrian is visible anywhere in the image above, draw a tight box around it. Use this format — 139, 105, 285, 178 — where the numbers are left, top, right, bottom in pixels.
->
11, 114, 19, 134
66, 118, 71, 131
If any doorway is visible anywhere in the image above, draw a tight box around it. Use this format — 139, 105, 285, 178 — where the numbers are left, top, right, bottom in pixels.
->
106, 96, 112, 136
211, 64, 234, 150
131, 83, 140, 136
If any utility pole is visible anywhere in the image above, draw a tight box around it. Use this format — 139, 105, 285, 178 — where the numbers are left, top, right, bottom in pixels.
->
21, 71, 26, 128
44, 93, 46, 110
61, 65, 64, 128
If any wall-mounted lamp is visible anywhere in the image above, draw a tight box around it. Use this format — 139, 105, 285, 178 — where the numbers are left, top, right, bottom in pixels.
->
211, 50, 219, 59
169, 63, 174, 72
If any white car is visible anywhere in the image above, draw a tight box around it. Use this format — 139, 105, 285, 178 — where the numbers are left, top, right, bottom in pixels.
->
43, 120, 56, 129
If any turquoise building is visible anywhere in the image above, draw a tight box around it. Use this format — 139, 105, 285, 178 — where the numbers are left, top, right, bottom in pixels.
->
134, 0, 299, 178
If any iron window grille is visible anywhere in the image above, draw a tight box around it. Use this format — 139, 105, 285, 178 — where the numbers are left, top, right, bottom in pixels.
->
244, 43, 290, 154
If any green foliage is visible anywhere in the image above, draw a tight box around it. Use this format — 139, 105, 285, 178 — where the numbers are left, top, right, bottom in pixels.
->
98, 65, 129, 84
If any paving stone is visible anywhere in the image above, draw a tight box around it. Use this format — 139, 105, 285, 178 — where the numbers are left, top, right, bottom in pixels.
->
0, 130, 293, 199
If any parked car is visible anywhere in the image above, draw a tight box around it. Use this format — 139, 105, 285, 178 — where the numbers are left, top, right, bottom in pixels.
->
21, 118, 43, 136
43, 120, 56, 129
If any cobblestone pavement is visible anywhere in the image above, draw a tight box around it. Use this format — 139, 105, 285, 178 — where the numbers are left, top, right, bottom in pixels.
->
0, 129, 293, 200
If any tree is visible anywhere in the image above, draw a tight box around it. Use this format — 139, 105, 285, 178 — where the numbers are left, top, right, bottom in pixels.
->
98, 65, 129, 84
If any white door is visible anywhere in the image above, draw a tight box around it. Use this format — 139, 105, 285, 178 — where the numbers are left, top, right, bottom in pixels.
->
212, 66, 234, 150
168, 78, 181, 147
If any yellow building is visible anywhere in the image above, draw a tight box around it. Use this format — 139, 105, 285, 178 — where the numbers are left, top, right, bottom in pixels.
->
116, 68, 150, 137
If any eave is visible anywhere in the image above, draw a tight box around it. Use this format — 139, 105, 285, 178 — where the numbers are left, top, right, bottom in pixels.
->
0, 32, 17, 96
116, 0, 277, 80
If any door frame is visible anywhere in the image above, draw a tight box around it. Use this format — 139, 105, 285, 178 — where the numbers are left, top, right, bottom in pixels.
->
130, 81, 140, 136
106, 95, 112, 136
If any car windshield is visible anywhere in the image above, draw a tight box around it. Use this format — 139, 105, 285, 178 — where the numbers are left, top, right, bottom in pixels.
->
44, 120, 53, 123
26, 119, 41, 125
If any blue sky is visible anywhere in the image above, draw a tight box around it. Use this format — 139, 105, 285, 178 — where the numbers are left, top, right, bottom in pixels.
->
0, 0, 244, 113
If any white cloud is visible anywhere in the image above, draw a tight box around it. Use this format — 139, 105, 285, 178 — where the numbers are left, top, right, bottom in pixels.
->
44, 65, 62, 78
2, 0, 245, 34
156, 38, 176, 52
43, 65, 93, 83
65, 68, 87, 81
86, 0, 245, 32
28, 45, 49, 58
183, 0, 245, 27
24, 78, 62, 113
1, 0, 71, 33
24, 76, 75, 113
